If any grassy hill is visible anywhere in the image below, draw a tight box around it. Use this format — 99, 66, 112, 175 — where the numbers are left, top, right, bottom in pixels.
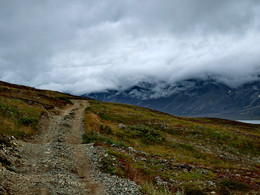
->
0, 81, 259, 194
0, 81, 83, 139
83, 100, 260, 194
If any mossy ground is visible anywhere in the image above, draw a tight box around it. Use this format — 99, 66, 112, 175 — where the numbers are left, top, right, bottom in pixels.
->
0, 81, 83, 140
83, 100, 260, 194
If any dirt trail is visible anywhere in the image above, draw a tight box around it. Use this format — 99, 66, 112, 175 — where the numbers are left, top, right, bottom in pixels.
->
8, 100, 104, 194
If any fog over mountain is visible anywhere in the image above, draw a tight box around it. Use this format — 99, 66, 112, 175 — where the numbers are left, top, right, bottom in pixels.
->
1, 0, 260, 95
86, 78, 260, 119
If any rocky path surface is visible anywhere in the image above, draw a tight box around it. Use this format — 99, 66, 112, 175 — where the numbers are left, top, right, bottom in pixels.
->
0, 100, 141, 194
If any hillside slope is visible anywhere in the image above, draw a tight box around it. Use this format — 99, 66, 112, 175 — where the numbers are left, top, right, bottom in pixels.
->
0, 81, 140, 194
0, 81, 259, 194
86, 78, 260, 120
0, 80, 79, 139
83, 100, 260, 194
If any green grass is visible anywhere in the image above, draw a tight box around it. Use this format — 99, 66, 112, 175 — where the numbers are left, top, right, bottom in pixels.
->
220, 179, 250, 191
0, 97, 44, 138
0, 81, 82, 139
82, 132, 127, 147
185, 188, 205, 195
84, 100, 260, 194
177, 170, 216, 181
125, 124, 165, 144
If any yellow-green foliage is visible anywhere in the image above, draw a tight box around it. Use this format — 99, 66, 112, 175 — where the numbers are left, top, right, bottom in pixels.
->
0, 97, 44, 137
87, 100, 260, 160
0, 81, 81, 139
84, 100, 260, 194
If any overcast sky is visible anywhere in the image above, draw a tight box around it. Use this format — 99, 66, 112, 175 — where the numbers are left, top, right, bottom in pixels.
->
0, 0, 260, 94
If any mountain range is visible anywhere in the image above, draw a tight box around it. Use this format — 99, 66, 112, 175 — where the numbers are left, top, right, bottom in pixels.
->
85, 77, 260, 120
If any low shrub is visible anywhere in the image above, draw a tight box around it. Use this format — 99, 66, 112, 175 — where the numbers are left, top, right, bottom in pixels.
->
127, 124, 165, 144
100, 124, 112, 135
82, 132, 127, 147
220, 179, 250, 191
185, 188, 205, 195
57, 97, 72, 104
18, 118, 38, 126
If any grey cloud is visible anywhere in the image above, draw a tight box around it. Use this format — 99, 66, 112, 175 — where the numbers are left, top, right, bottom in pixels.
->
123, 0, 260, 36
0, 0, 260, 94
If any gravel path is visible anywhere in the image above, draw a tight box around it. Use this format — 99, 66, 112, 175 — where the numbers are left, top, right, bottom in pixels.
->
0, 100, 141, 194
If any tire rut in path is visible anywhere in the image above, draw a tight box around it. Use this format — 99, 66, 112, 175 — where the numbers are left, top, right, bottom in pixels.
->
12, 100, 104, 194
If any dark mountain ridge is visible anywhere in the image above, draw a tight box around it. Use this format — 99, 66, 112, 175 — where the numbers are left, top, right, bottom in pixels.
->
84, 78, 260, 120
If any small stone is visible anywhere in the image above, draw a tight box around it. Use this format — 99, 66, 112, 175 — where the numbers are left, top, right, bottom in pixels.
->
118, 123, 126, 129
209, 181, 215, 186
128, 147, 134, 151
155, 176, 167, 186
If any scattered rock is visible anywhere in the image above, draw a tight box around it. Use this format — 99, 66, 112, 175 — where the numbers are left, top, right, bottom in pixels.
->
155, 176, 167, 186
0, 100, 142, 195
118, 123, 126, 129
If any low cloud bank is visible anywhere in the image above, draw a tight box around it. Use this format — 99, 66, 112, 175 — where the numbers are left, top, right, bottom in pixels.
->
0, 0, 260, 95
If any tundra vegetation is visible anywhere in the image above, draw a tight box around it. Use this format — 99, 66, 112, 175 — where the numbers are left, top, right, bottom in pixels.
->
0, 81, 259, 194
83, 100, 260, 194
0, 81, 81, 139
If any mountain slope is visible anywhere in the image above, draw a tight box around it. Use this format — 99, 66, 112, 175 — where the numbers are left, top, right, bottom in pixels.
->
83, 100, 260, 194
0, 81, 259, 194
0, 82, 140, 194
0, 80, 80, 138
86, 79, 260, 120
